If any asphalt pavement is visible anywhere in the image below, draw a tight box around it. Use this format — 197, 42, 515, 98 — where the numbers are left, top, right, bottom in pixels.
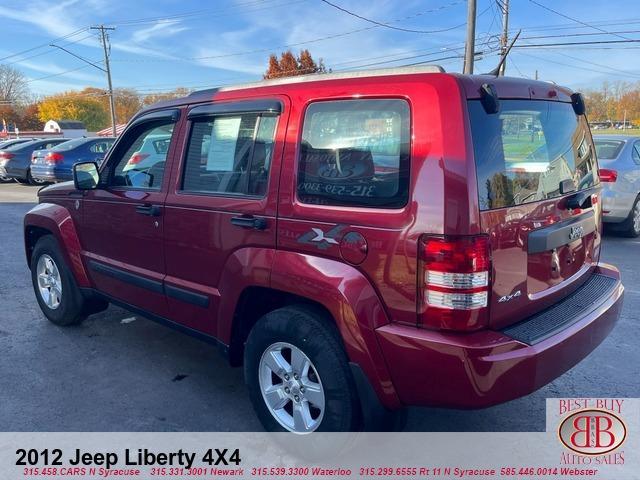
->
0, 182, 638, 432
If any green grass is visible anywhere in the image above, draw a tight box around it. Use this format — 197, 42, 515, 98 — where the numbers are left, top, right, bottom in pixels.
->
591, 128, 640, 136
502, 134, 545, 158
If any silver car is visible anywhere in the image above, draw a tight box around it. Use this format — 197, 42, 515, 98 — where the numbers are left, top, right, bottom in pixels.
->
594, 135, 640, 236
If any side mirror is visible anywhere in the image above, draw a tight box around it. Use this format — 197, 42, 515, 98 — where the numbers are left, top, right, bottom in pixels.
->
73, 161, 100, 190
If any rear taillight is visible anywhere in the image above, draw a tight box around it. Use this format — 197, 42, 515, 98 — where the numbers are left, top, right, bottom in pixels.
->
0, 152, 15, 160
45, 152, 64, 164
599, 168, 617, 182
418, 235, 491, 331
128, 152, 149, 165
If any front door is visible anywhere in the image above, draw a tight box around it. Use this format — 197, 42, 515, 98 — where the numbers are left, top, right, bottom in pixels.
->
79, 109, 181, 318
162, 98, 287, 336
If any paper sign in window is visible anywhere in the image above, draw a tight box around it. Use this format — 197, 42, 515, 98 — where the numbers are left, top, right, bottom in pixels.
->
207, 117, 241, 171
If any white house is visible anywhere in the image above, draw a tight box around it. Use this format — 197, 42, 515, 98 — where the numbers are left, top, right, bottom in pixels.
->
43, 120, 87, 138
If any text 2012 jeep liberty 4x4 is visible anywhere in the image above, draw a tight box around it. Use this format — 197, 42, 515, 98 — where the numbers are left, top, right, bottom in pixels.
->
24, 66, 624, 433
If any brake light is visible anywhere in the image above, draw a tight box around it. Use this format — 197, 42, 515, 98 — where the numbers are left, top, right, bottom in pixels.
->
0, 152, 14, 160
128, 153, 149, 165
599, 168, 617, 182
418, 235, 491, 331
45, 152, 64, 164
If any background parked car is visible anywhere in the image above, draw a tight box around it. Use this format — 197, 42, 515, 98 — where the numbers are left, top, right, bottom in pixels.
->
0, 138, 40, 182
594, 134, 640, 236
31, 137, 115, 184
0, 138, 70, 184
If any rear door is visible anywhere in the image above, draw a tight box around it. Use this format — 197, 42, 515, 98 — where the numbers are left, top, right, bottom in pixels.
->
468, 99, 601, 329
162, 97, 287, 335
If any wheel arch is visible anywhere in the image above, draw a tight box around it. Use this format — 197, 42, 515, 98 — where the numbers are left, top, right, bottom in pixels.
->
225, 250, 401, 409
24, 203, 91, 287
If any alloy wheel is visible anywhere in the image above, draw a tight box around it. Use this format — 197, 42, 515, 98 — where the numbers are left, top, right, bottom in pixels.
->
36, 254, 62, 310
258, 342, 325, 433
633, 202, 640, 235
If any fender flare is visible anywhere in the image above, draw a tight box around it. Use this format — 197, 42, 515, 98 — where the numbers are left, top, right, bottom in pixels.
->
23, 203, 91, 288
268, 250, 401, 409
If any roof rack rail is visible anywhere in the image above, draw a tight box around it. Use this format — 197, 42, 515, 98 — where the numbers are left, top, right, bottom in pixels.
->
189, 65, 445, 96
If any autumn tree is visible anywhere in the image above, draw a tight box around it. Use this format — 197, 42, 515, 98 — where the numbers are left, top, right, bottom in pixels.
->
77, 87, 142, 124
37, 91, 109, 131
142, 87, 192, 106
264, 49, 327, 79
17, 102, 43, 130
583, 80, 640, 124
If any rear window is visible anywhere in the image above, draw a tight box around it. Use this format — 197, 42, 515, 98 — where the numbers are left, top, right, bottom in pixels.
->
469, 100, 598, 210
594, 140, 624, 160
51, 138, 88, 151
297, 99, 410, 208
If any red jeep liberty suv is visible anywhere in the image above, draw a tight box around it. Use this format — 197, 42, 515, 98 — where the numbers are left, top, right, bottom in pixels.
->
24, 66, 624, 433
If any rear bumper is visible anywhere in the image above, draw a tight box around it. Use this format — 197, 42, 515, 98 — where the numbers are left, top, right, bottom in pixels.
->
31, 165, 71, 182
601, 188, 636, 222
375, 264, 623, 408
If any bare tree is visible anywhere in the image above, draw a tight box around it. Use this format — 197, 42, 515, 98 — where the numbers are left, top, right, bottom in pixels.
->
0, 65, 29, 104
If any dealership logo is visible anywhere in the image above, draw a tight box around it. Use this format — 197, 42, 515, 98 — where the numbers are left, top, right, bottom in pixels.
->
558, 409, 627, 456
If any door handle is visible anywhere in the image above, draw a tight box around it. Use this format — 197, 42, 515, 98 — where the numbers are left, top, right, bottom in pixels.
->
230, 215, 268, 230
136, 204, 162, 217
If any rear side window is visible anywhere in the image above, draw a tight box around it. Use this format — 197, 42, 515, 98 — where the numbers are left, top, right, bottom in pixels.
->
595, 140, 624, 160
633, 142, 640, 165
297, 99, 410, 208
469, 100, 598, 210
182, 113, 277, 196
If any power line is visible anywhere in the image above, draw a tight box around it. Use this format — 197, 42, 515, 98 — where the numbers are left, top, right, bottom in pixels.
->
110, 2, 485, 64
520, 29, 640, 40
0, 28, 89, 63
318, 0, 468, 34
528, 0, 634, 41
514, 39, 640, 48
107, 0, 300, 26
4, 34, 97, 67
24, 65, 95, 84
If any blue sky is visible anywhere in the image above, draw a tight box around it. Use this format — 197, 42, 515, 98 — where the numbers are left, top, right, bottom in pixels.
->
1, 0, 639, 98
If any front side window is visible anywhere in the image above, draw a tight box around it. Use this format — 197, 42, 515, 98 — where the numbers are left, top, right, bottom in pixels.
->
297, 99, 410, 208
111, 123, 175, 190
182, 113, 277, 196
469, 100, 598, 210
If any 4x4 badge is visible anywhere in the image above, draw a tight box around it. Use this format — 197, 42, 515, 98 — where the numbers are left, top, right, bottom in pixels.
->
569, 225, 585, 241
298, 225, 347, 250
498, 290, 522, 303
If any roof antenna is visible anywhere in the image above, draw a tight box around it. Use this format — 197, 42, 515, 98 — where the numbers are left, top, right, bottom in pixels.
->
485, 30, 521, 76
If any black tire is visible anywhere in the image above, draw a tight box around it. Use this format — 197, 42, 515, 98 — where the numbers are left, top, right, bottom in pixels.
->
620, 197, 640, 237
27, 169, 44, 185
244, 305, 361, 432
31, 235, 88, 326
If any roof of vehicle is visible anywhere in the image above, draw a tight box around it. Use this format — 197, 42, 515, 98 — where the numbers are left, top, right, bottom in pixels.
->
55, 120, 86, 129
49, 136, 115, 151
593, 135, 640, 141
5, 138, 67, 151
138, 65, 575, 115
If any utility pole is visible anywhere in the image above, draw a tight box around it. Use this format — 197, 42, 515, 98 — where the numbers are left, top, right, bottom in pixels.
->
498, 0, 510, 76
463, 0, 477, 74
535, 69, 539, 80
91, 25, 117, 136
